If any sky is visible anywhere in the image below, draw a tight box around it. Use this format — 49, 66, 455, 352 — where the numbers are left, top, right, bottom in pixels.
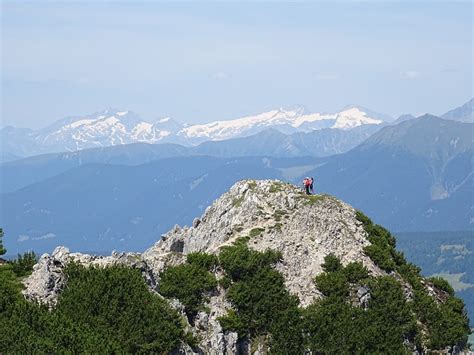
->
1, 1, 472, 129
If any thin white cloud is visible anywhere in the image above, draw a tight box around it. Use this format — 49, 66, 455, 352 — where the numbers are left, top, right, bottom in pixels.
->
32, 233, 56, 240
401, 70, 420, 79
18, 235, 30, 242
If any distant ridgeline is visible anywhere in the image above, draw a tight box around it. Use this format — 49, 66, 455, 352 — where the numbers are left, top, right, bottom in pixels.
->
1, 111, 472, 256
0, 180, 471, 353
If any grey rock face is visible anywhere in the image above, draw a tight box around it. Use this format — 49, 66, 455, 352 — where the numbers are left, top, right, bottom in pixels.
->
23, 179, 386, 354
22, 246, 70, 306
143, 179, 383, 307
22, 246, 153, 306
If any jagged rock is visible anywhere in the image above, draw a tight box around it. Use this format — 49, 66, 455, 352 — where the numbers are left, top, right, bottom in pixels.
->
356, 285, 371, 310
22, 246, 155, 306
143, 179, 383, 307
22, 246, 70, 306
170, 343, 199, 355
193, 218, 201, 228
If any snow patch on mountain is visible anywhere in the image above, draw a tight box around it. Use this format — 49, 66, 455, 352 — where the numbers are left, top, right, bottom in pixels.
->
333, 108, 382, 129
178, 106, 384, 142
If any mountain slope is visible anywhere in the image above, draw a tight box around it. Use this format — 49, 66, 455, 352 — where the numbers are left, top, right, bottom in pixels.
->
0, 143, 191, 193
0, 125, 377, 194
0, 109, 183, 157
0, 152, 21, 164
307, 116, 473, 231
194, 124, 380, 158
1, 157, 293, 254
19, 180, 471, 353
442, 98, 474, 123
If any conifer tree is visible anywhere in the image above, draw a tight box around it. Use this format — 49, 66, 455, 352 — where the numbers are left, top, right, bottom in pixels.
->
0, 228, 6, 256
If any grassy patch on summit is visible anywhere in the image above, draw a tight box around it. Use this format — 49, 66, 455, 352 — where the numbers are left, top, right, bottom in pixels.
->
249, 227, 265, 238
232, 196, 245, 208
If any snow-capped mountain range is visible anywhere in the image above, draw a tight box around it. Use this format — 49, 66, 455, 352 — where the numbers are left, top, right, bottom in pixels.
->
36, 109, 181, 149
1, 106, 392, 158
178, 106, 388, 143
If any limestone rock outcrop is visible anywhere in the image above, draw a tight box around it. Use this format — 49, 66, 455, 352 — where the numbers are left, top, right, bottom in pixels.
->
143, 179, 383, 306
23, 179, 387, 354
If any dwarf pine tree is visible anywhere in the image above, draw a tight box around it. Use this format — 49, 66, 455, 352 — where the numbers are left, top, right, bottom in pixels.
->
0, 229, 6, 256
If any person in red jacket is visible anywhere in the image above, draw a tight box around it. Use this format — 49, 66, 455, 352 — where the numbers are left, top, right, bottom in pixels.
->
303, 177, 311, 195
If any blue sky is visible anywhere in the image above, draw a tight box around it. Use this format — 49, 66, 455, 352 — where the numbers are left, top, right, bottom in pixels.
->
1, 1, 472, 128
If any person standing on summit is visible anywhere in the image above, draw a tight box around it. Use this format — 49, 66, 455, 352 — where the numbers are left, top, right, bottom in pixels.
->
303, 177, 311, 195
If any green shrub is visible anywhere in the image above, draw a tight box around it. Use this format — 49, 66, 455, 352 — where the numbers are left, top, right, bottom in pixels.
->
232, 196, 244, 207
316, 258, 368, 298
0, 265, 23, 313
10, 251, 37, 277
363, 243, 396, 272
314, 271, 349, 299
364, 276, 418, 352
304, 298, 364, 354
219, 241, 281, 281
428, 276, 455, 296
356, 211, 402, 272
392, 249, 408, 267
307, 255, 419, 353
273, 210, 287, 222
269, 223, 282, 232
356, 211, 399, 272
217, 309, 247, 337
356, 211, 470, 349
0, 228, 6, 256
397, 262, 422, 285
218, 239, 303, 353
0, 263, 185, 353
411, 280, 469, 349
249, 227, 265, 238
355, 210, 372, 227
186, 252, 218, 270
225, 266, 303, 353
218, 274, 232, 289
159, 263, 217, 320
343, 262, 369, 283
321, 254, 342, 272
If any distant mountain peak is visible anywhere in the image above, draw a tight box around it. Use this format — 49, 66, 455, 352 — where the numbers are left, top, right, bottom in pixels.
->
177, 105, 386, 143
442, 98, 474, 123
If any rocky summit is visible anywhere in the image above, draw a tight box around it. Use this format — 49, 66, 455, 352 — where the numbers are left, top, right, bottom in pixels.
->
22, 179, 470, 354
143, 179, 381, 306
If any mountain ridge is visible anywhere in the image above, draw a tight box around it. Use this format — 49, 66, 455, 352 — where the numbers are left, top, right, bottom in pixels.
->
1, 115, 471, 255
20, 179, 471, 353
1, 105, 390, 157
442, 98, 474, 123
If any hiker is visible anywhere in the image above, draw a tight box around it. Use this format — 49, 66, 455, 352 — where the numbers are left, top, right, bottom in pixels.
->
303, 177, 311, 195
310, 177, 314, 194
